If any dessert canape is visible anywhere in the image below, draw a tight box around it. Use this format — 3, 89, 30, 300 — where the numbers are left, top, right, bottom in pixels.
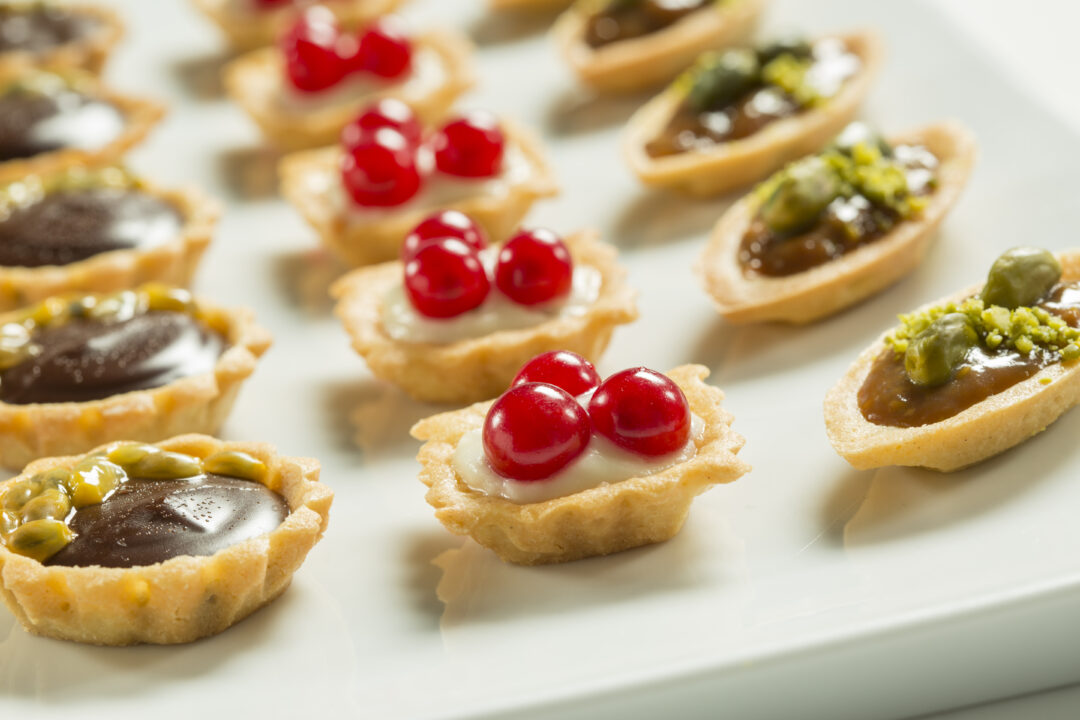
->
553, 0, 766, 93
332, 213, 637, 403
193, 0, 404, 52
412, 356, 749, 564
224, 9, 474, 151
827, 248, 1080, 471
0, 285, 271, 469
0, 434, 332, 645
0, 66, 163, 184
699, 121, 977, 324
0, 165, 218, 311
281, 103, 558, 266
624, 31, 883, 195
0, 2, 123, 74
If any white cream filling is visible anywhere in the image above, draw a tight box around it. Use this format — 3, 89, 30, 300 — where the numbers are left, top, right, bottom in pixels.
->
380, 247, 601, 344
805, 38, 861, 98
452, 406, 706, 505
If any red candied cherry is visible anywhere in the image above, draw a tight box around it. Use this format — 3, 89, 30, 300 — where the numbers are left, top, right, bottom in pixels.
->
340, 128, 421, 207
512, 351, 600, 396
589, 368, 691, 457
495, 228, 573, 306
401, 210, 488, 260
431, 112, 505, 178
341, 98, 422, 150
404, 238, 490, 318
280, 8, 349, 93
483, 383, 591, 481
353, 20, 413, 79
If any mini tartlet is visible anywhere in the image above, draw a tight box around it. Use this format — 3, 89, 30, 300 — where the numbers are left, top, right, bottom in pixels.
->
192, 0, 404, 52
0, 434, 332, 645
224, 24, 475, 151
0, 2, 124, 74
281, 114, 558, 267
332, 228, 637, 403
826, 248, 1080, 472
624, 30, 883, 196
0, 166, 218, 312
491, 0, 573, 9
699, 121, 977, 324
553, 0, 766, 94
412, 363, 749, 565
0, 67, 164, 185
0, 286, 271, 469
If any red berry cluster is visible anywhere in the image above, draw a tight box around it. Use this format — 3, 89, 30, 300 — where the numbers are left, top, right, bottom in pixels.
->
483, 353, 693, 481
340, 100, 506, 208
401, 211, 574, 319
280, 9, 412, 93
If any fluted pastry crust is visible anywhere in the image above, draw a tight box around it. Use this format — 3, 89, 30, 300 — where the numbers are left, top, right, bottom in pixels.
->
0, 2, 123, 75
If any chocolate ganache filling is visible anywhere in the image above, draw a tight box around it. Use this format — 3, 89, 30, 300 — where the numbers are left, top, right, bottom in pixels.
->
0, 87, 125, 162
0, 187, 183, 267
0, 310, 226, 404
0, 6, 101, 54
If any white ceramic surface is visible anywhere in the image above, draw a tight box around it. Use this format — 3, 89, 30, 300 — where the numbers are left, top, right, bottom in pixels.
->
2, 2, 1080, 719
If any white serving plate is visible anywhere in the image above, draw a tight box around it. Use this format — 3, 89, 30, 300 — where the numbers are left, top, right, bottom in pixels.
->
3, 1, 1080, 719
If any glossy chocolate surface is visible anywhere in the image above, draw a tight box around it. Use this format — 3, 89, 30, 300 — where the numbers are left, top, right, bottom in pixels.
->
0, 88, 124, 162
0, 188, 183, 267
0, 6, 100, 54
47, 473, 288, 568
0, 310, 226, 405
584, 0, 710, 49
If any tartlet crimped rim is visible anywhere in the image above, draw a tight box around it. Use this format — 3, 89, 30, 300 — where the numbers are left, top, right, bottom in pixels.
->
698, 120, 978, 324
0, 2, 124, 75
0, 434, 332, 645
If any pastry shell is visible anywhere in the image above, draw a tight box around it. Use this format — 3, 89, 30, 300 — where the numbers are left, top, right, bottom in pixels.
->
0, 295, 273, 469
624, 30, 884, 196
0, 434, 332, 645
0, 176, 220, 312
0, 3, 124, 75
491, 0, 573, 10
192, 0, 404, 52
331, 230, 638, 404
699, 120, 978, 324
280, 118, 559, 267
553, 0, 766, 94
224, 29, 475, 152
0, 68, 165, 185
411, 364, 749, 565
825, 250, 1080, 472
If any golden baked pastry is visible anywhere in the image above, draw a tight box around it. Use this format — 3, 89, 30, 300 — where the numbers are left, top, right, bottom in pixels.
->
0, 286, 271, 469
553, 0, 766, 93
412, 364, 749, 565
0, 434, 332, 645
0, 166, 218, 312
623, 30, 883, 196
0, 2, 123, 74
332, 230, 637, 403
826, 248, 1080, 471
699, 121, 977, 324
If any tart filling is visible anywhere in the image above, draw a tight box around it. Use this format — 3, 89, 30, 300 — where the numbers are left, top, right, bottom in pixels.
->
0, 4, 103, 56
583, 0, 713, 49
647, 37, 860, 158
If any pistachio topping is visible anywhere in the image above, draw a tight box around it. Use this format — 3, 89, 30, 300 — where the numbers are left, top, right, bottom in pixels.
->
980, 247, 1062, 310
0, 165, 137, 222
0, 442, 280, 563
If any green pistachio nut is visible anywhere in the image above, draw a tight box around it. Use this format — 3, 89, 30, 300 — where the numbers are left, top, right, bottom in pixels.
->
1, 477, 43, 512
981, 247, 1062, 310
759, 156, 843, 235
203, 451, 267, 482
688, 48, 760, 112
109, 443, 202, 480
142, 284, 194, 314
831, 122, 892, 157
70, 457, 125, 509
904, 312, 978, 387
20, 489, 72, 523
757, 37, 813, 65
1, 509, 17, 537
7, 518, 72, 562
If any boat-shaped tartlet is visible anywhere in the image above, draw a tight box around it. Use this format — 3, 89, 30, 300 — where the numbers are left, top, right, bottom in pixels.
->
281, 108, 558, 267
0, 166, 218, 312
491, 0, 573, 10
412, 360, 749, 565
224, 12, 474, 152
553, 0, 766, 94
624, 31, 883, 196
0, 67, 164, 185
333, 220, 637, 403
0, 285, 271, 469
193, 0, 404, 52
699, 121, 977, 324
0, 434, 332, 645
825, 248, 1080, 471
0, 2, 123, 74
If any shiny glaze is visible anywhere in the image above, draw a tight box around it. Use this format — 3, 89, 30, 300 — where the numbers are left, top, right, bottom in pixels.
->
0, 6, 100, 54
0, 88, 124, 162
584, 0, 710, 49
